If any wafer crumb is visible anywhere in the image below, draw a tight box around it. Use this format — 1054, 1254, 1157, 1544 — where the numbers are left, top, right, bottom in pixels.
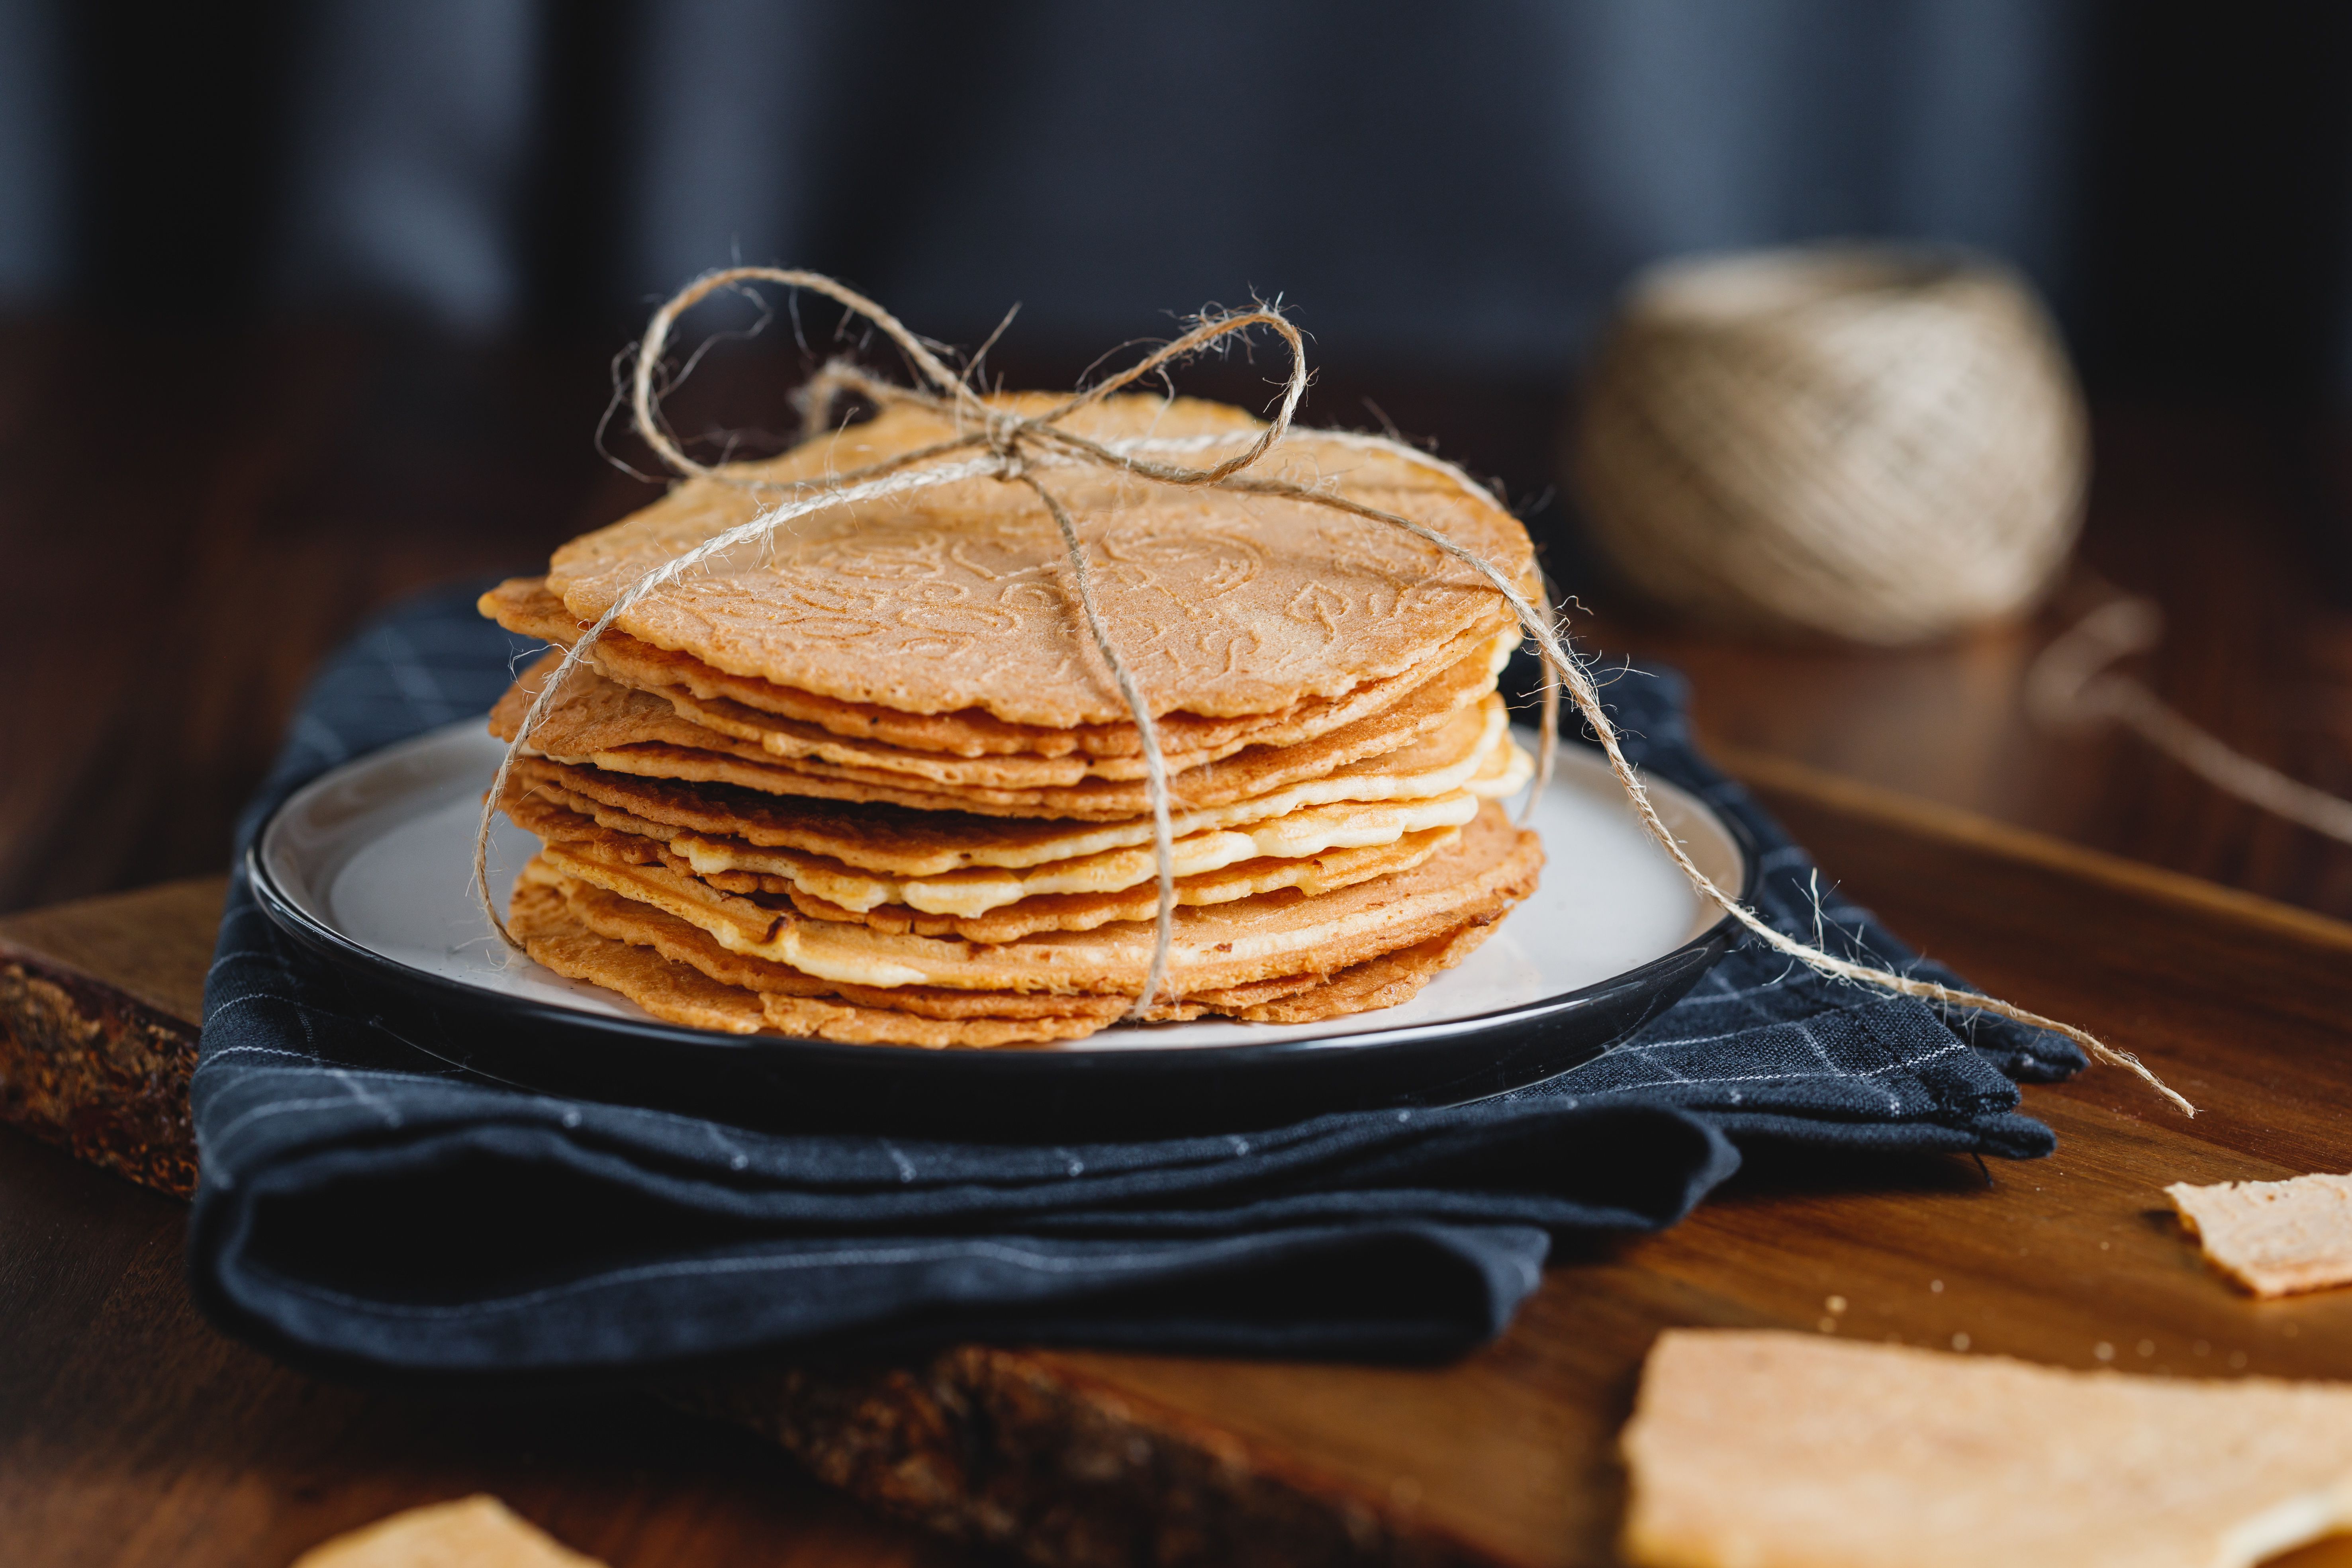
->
2167, 1172, 2352, 1298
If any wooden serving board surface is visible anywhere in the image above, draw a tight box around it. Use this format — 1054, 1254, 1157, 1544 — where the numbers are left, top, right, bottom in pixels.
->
6, 754, 2352, 1568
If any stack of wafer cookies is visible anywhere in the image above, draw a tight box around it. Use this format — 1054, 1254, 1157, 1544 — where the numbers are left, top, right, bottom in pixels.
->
481, 393, 1545, 1046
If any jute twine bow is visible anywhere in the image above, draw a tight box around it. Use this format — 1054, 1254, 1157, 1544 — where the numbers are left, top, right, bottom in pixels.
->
475, 266, 2191, 1115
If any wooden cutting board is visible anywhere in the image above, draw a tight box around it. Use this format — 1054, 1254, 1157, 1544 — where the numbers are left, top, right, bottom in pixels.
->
8, 750, 2352, 1568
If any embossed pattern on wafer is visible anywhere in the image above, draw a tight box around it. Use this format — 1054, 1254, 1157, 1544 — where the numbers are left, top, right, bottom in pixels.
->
542, 395, 1534, 726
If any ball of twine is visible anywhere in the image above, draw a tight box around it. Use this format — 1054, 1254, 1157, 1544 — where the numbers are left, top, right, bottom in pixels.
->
1571, 244, 2088, 645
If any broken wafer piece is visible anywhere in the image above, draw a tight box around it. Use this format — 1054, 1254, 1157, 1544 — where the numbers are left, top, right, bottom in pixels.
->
1620, 1329, 2352, 1568
2167, 1172, 2352, 1297
291, 1494, 604, 1568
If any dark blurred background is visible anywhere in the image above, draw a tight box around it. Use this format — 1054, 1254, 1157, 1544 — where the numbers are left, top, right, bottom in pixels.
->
12, 0, 2352, 392
5, 0, 2352, 916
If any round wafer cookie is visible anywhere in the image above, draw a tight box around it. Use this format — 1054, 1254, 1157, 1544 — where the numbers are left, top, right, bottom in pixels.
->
678, 793, 1484, 917
527, 801, 1541, 994
542, 393, 1537, 726
505, 765, 1494, 917
633, 625, 1507, 785
491, 641, 1501, 798
488, 630, 1503, 791
497, 699, 1514, 876
530, 797, 1465, 941
493, 656, 1505, 820
521, 871, 1514, 1043
509, 878, 1109, 1045
548, 875, 1130, 1021
483, 574, 1514, 764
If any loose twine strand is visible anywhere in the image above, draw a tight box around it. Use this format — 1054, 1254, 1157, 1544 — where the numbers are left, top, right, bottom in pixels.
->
2028, 596, 2352, 847
473, 266, 2189, 1114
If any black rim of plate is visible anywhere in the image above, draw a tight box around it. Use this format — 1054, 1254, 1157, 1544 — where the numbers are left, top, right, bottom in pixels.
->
245, 741, 1761, 1094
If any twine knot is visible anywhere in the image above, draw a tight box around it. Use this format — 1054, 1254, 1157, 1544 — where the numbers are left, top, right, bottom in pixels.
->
986, 413, 1031, 480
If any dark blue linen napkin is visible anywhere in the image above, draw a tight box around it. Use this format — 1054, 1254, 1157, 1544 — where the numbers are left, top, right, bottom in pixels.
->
188, 583, 2081, 1380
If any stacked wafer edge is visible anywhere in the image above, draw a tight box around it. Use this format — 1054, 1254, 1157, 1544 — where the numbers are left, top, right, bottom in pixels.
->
481, 392, 1547, 1046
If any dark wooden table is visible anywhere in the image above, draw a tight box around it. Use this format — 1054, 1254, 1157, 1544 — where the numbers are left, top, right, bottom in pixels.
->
7, 321, 2352, 1566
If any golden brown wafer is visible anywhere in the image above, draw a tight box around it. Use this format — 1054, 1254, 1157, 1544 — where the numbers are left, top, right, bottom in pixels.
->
678, 793, 1480, 916
482, 383, 1550, 1046
483, 574, 1509, 764
1621, 1329, 2352, 1568
492, 649, 1497, 818
509, 876, 769, 1035
538, 872, 1509, 1041
516, 880, 1106, 1046
556, 878, 1126, 1022
542, 393, 1535, 727
532, 802, 1541, 995
506, 780, 1475, 928
605, 825, 1458, 942
1213, 918, 1504, 1023
499, 694, 1502, 875
639, 632, 1500, 785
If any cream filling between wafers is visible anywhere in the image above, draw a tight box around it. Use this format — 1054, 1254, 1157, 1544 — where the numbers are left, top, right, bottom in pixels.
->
668, 729, 1530, 916
679, 789, 1473, 916
539, 828, 1450, 990
526, 802, 1538, 994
